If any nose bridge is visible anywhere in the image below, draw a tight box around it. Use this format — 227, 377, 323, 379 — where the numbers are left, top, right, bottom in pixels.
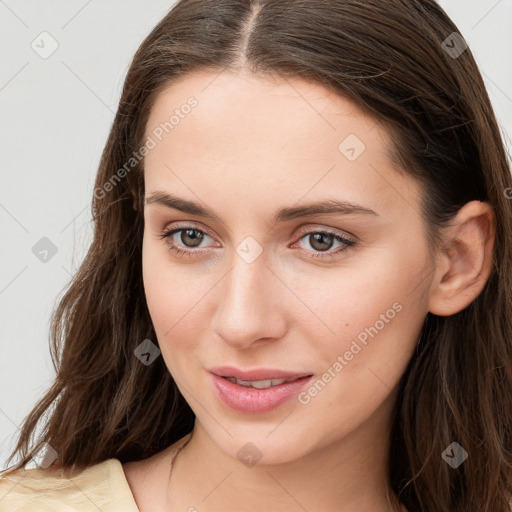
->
212, 241, 285, 347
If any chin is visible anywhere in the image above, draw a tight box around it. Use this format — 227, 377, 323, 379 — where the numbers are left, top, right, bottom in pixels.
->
207, 427, 313, 467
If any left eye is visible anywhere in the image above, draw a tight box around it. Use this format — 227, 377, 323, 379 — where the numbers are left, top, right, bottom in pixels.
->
157, 227, 213, 258
158, 226, 356, 259
165, 228, 208, 248
294, 231, 355, 257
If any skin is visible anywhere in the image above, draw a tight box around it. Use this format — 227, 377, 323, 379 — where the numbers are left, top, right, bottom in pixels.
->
122, 68, 495, 512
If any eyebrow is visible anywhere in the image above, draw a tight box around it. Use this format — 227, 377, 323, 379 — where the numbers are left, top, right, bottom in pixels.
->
144, 191, 379, 223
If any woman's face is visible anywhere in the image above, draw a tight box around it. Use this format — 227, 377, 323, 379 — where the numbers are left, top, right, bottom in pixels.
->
141, 68, 432, 463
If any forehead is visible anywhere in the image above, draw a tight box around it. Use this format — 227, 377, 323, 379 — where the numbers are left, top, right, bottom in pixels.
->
142, 69, 422, 223
145, 68, 380, 148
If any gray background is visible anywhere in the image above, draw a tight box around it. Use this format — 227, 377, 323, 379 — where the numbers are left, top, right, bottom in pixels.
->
1, 0, 511, 470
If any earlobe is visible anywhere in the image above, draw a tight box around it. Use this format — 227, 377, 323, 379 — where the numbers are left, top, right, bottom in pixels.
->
428, 200, 495, 317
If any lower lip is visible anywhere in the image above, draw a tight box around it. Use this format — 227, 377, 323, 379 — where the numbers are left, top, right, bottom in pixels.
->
210, 373, 313, 413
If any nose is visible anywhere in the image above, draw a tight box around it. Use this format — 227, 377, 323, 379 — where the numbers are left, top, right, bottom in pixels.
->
211, 249, 288, 350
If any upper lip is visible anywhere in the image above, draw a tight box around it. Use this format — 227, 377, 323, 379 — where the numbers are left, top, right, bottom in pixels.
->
209, 366, 313, 381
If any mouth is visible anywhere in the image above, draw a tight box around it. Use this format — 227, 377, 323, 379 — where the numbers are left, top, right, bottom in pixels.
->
209, 371, 314, 413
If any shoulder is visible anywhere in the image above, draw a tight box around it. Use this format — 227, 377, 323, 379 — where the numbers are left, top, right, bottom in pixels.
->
0, 459, 139, 512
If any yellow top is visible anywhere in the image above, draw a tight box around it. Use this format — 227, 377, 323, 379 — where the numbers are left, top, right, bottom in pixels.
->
0, 457, 140, 512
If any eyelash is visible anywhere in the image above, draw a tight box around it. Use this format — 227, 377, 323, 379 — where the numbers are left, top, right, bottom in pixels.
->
157, 223, 356, 260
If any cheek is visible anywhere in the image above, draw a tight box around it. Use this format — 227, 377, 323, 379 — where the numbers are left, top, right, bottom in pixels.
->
142, 235, 187, 340
142, 238, 167, 327
141, 236, 210, 359
141, 245, 199, 382
285, 250, 424, 342
288, 248, 428, 389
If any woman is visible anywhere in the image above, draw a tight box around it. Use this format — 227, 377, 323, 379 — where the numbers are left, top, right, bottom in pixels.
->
1, 1, 511, 511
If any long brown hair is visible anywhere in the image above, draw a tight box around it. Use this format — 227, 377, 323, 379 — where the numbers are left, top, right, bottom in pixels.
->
4, 1, 512, 510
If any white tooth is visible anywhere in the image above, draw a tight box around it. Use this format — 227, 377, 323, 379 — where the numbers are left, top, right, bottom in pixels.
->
250, 379, 274, 389
270, 378, 288, 386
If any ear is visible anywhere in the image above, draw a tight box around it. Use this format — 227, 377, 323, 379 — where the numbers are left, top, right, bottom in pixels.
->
428, 200, 495, 316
